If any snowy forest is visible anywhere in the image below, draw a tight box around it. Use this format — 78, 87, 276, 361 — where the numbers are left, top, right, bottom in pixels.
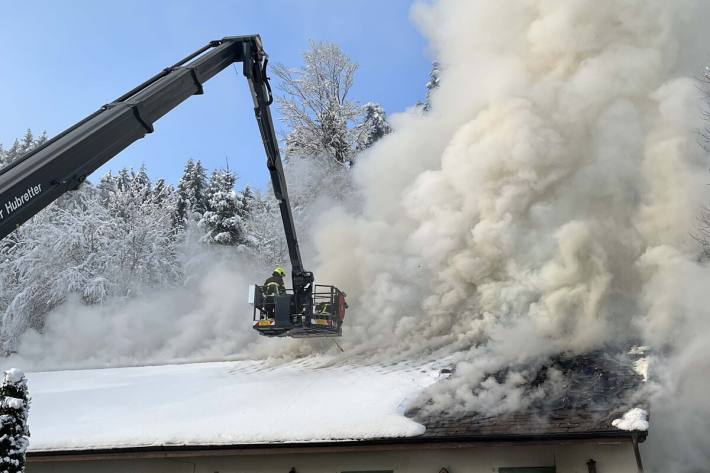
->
0, 41, 425, 354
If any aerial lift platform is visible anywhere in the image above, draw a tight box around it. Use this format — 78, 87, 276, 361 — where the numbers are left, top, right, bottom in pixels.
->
0, 35, 346, 338
250, 284, 346, 337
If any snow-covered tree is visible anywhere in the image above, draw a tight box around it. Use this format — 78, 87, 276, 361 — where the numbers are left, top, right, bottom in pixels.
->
419, 61, 440, 112
243, 191, 288, 267
150, 178, 180, 236
152, 178, 171, 204
0, 169, 181, 351
239, 185, 256, 219
199, 170, 246, 245
0, 129, 47, 168
97, 169, 181, 293
0, 186, 115, 348
357, 102, 392, 150
274, 41, 365, 167
175, 159, 208, 224
0, 368, 30, 473
131, 165, 151, 199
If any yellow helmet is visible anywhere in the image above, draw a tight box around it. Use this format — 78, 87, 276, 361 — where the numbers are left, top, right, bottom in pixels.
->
273, 267, 286, 277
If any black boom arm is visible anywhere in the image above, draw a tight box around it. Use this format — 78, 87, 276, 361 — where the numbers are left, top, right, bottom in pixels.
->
0, 35, 312, 294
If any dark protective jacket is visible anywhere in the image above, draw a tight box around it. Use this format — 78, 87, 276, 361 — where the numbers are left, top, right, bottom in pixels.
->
263, 274, 286, 296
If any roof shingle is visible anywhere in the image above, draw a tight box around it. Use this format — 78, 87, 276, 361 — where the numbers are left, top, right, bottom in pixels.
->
408, 349, 648, 441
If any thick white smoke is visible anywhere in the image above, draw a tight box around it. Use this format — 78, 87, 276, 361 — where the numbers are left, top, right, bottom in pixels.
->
312, 0, 710, 470
3, 246, 310, 370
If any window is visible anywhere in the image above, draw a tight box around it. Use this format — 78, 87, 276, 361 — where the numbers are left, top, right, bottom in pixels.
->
342, 471, 393, 473
499, 468, 556, 473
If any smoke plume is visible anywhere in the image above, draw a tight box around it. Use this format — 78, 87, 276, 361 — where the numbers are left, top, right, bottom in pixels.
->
311, 0, 710, 470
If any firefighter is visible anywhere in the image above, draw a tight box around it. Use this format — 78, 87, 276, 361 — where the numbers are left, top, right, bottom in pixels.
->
264, 267, 287, 295
262, 267, 286, 318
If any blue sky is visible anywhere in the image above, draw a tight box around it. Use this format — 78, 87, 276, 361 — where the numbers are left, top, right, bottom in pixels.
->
0, 0, 430, 189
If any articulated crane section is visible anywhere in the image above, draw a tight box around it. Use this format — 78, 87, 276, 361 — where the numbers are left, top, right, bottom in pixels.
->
0, 35, 346, 338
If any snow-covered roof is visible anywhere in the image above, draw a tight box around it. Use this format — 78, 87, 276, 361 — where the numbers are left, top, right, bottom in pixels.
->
27, 359, 441, 452
26, 349, 648, 453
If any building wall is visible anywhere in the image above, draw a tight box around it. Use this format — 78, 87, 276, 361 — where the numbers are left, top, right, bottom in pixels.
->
27, 440, 638, 473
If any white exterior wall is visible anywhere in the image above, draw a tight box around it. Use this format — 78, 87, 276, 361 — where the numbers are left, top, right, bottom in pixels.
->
28, 440, 639, 473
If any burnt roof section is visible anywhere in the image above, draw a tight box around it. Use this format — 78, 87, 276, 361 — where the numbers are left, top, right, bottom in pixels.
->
409, 349, 648, 442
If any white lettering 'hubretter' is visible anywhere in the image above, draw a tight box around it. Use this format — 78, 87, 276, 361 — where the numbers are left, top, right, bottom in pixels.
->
3, 184, 43, 219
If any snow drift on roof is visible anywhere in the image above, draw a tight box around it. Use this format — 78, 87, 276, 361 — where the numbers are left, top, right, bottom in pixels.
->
27, 359, 441, 451
612, 407, 649, 432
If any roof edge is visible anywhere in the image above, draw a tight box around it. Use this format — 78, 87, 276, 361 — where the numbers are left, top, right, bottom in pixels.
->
28, 430, 646, 462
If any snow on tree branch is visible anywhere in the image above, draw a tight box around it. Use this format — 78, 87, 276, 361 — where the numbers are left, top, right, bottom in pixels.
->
0, 368, 30, 473
274, 41, 372, 166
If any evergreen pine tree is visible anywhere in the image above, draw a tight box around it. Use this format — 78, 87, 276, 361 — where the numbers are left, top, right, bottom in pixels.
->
175, 159, 208, 224
200, 170, 243, 245
0, 129, 47, 168
423, 61, 440, 112
0, 368, 30, 473
132, 165, 152, 201
115, 168, 131, 192
152, 178, 168, 204
239, 185, 256, 221
152, 178, 180, 236
97, 171, 115, 205
357, 102, 392, 150
174, 160, 194, 226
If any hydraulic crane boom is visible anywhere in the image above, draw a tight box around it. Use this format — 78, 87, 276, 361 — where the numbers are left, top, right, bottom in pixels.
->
0, 35, 312, 292
1, 35, 345, 338
241, 40, 314, 300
